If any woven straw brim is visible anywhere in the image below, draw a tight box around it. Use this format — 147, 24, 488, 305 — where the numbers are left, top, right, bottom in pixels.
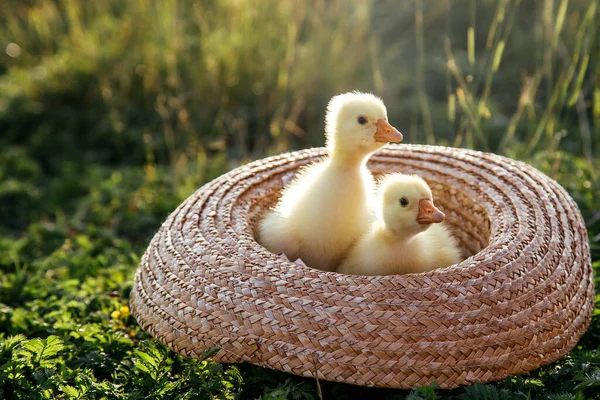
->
130, 145, 594, 389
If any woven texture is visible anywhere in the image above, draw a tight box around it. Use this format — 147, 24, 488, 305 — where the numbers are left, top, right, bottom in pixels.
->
130, 145, 594, 389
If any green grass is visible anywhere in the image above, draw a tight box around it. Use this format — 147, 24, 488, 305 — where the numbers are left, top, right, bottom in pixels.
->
0, 0, 598, 399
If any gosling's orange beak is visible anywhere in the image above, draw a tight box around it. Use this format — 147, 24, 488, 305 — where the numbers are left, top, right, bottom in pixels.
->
374, 119, 403, 143
417, 199, 445, 224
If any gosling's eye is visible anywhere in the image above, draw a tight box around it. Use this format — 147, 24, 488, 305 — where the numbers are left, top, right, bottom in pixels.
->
400, 197, 409, 207
357, 116, 368, 125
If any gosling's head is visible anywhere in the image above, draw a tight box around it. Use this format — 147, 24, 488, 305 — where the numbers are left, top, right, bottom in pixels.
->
379, 174, 445, 238
325, 91, 402, 159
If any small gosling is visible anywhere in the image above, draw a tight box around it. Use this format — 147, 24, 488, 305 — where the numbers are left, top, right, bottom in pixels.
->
337, 174, 462, 275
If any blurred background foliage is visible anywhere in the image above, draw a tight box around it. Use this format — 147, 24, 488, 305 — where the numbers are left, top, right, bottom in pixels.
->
0, 0, 599, 398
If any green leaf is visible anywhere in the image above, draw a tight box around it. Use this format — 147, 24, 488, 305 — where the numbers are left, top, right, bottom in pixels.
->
545, 393, 585, 400
61, 384, 81, 398
407, 382, 440, 400
458, 383, 525, 400
134, 348, 159, 374
21, 338, 44, 356
23, 336, 65, 368
0, 334, 27, 357
576, 370, 600, 390
198, 347, 220, 362
32, 368, 55, 384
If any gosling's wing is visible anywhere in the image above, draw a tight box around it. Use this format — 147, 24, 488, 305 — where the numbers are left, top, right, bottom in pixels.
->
424, 224, 463, 269
257, 211, 300, 260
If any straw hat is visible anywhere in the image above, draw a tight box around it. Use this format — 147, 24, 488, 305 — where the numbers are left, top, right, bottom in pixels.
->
130, 145, 593, 389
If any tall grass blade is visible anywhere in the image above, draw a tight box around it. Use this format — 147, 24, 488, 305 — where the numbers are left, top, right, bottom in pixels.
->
448, 94, 456, 122
415, 0, 436, 144
468, 27, 475, 65
491, 40, 505, 72
567, 55, 589, 107
594, 88, 600, 119
552, 0, 569, 49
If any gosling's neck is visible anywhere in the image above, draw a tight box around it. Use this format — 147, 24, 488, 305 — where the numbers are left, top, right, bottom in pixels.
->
328, 144, 375, 169
380, 219, 425, 243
